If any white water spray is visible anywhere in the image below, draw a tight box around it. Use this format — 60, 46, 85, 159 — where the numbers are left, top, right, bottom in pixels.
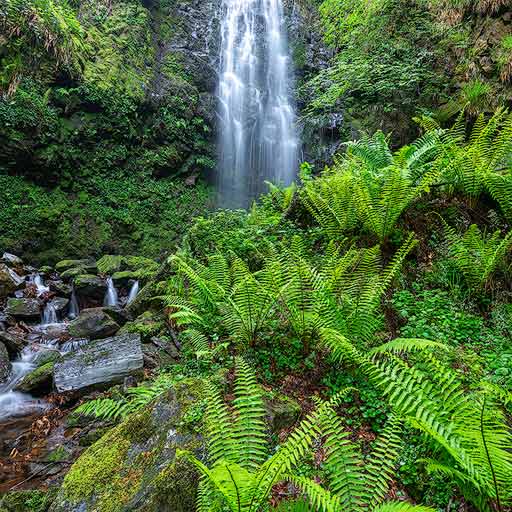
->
217, 0, 299, 207
104, 277, 119, 307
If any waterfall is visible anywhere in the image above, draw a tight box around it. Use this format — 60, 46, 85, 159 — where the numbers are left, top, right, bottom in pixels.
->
30, 273, 49, 297
42, 301, 59, 325
217, 0, 299, 207
127, 280, 139, 305
104, 277, 119, 307
68, 287, 79, 319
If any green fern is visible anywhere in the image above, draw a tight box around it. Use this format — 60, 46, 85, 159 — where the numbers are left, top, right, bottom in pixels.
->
320, 329, 512, 510
73, 373, 175, 421
443, 222, 512, 290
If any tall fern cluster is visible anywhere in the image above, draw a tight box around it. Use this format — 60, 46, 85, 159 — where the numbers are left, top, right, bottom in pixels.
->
181, 359, 439, 512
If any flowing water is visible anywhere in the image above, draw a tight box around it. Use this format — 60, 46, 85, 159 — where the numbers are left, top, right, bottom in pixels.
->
217, 0, 299, 207
41, 302, 59, 325
104, 277, 119, 307
68, 287, 79, 319
127, 280, 139, 305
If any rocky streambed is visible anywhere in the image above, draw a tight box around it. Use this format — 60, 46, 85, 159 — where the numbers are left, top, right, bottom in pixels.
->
0, 252, 181, 496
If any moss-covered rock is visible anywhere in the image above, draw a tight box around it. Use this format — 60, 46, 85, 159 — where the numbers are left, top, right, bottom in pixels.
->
97, 255, 124, 275
264, 392, 301, 432
5, 298, 41, 318
0, 263, 24, 297
111, 270, 140, 286
15, 361, 55, 394
118, 311, 165, 342
56, 259, 97, 272
74, 274, 107, 301
50, 378, 205, 512
0, 488, 59, 512
60, 267, 86, 280
68, 308, 120, 339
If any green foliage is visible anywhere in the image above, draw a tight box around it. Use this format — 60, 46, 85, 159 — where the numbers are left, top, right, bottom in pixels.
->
443, 223, 512, 290
0, 0, 85, 93
302, 130, 441, 241
73, 373, 177, 421
321, 331, 512, 509
0, 174, 212, 263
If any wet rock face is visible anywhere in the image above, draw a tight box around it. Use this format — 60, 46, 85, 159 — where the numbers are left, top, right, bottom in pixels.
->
50, 379, 204, 512
68, 308, 120, 340
74, 275, 107, 302
4, 298, 41, 319
149, 0, 221, 102
0, 331, 25, 357
0, 264, 24, 298
0, 341, 12, 383
283, 0, 343, 168
53, 333, 144, 392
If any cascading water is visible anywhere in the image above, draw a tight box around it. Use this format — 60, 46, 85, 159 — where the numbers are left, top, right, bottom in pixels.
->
68, 287, 79, 319
41, 301, 59, 325
127, 280, 139, 305
31, 273, 49, 297
217, 0, 299, 207
0, 345, 49, 420
104, 277, 119, 307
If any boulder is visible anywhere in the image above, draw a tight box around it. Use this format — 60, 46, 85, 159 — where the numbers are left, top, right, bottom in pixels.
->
101, 306, 131, 326
1, 252, 23, 267
111, 271, 139, 286
48, 280, 72, 297
50, 297, 70, 313
0, 331, 24, 357
15, 361, 55, 395
0, 341, 11, 383
0, 264, 24, 297
55, 259, 97, 273
264, 393, 301, 432
60, 268, 84, 280
74, 275, 107, 301
50, 379, 204, 512
118, 311, 165, 342
68, 308, 120, 339
96, 255, 123, 275
5, 298, 41, 319
54, 333, 143, 392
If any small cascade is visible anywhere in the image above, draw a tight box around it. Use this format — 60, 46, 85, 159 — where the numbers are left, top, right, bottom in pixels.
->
0, 345, 49, 421
30, 273, 49, 297
60, 338, 89, 354
68, 287, 79, 319
104, 277, 119, 307
126, 280, 139, 305
41, 301, 59, 325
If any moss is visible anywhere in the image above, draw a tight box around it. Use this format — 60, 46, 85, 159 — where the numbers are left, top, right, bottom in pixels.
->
119, 311, 165, 341
60, 267, 87, 279
16, 361, 54, 393
118, 407, 156, 444
61, 430, 136, 511
55, 259, 95, 271
0, 488, 58, 512
141, 450, 199, 511
97, 254, 123, 274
